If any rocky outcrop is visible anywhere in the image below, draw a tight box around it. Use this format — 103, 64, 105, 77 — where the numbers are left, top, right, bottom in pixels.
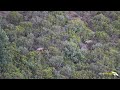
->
0, 11, 10, 17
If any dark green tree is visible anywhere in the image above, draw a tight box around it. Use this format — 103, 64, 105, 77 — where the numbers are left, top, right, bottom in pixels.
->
0, 28, 12, 78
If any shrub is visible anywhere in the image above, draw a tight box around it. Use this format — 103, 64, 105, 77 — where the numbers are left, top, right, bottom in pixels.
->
63, 41, 85, 63
95, 31, 110, 42
49, 56, 64, 69
60, 65, 72, 78
72, 70, 95, 79
7, 11, 23, 25
42, 67, 54, 79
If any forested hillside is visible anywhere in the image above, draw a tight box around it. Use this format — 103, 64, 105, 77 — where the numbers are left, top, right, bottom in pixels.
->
0, 11, 120, 79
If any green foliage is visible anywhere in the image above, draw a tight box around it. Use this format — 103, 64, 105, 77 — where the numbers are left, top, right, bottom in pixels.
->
3, 63, 24, 79
60, 65, 73, 78
95, 31, 110, 42
42, 67, 54, 79
19, 22, 33, 29
49, 56, 64, 69
91, 14, 111, 33
5, 29, 17, 42
63, 41, 85, 63
0, 28, 10, 65
48, 46, 62, 56
72, 70, 95, 79
1, 11, 120, 79
66, 18, 94, 41
47, 12, 67, 26
7, 11, 23, 25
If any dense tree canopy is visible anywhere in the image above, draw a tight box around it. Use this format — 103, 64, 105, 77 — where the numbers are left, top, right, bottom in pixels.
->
0, 11, 120, 79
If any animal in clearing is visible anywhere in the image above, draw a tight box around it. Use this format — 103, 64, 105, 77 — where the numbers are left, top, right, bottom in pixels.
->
36, 47, 44, 52
85, 40, 95, 50
80, 43, 88, 51
80, 40, 95, 51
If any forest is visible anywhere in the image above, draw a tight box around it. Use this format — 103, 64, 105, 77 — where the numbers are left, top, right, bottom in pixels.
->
0, 11, 120, 79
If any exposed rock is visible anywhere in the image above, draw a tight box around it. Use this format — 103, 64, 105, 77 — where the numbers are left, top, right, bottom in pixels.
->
0, 11, 10, 17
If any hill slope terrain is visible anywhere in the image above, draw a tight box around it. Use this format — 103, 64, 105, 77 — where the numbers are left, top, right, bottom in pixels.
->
0, 11, 120, 79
